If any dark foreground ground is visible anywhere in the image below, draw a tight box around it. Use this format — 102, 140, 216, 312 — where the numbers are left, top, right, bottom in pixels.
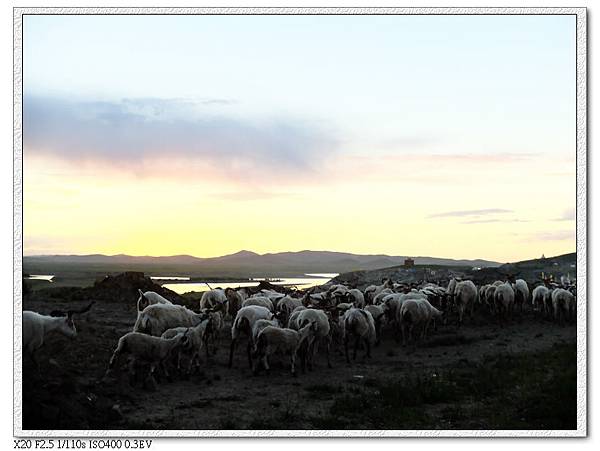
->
21, 293, 577, 431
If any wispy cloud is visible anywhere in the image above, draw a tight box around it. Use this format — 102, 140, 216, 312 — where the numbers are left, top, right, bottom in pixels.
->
526, 230, 575, 242
24, 95, 339, 180
428, 208, 513, 219
461, 218, 530, 224
553, 208, 576, 221
211, 191, 298, 202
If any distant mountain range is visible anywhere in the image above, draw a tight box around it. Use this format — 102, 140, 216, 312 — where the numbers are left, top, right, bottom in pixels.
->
23, 250, 502, 276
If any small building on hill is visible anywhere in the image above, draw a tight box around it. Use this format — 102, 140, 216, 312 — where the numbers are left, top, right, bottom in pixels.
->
404, 257, 415, 267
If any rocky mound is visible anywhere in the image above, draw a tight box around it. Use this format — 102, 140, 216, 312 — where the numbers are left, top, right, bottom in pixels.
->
27, 271, 188, 307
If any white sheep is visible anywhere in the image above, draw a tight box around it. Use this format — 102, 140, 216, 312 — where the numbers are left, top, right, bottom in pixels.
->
107, 331, 190, 384
371, 288, 394, 306
398, 298, 442, 346
454, 280, 477, 326
161, 316, 212, 374
344, 288, 365, 308
531, 285, 549, 314
200, 289, 227, 311
446, 278, 458, 303
286, 306, 307, 329
228, 305, 273, 368
512, 279, 530, 313
251, 318, 280, 344
224, 287, 243, 319
296, 308, 332, 369
551, 288, 575, 324
276, 295, 304, 327
478, 284, 490, 305
341, 308, 376, 363
133, 304, 207, 336
364, 304, 386, 345
494, 282, 515, 322
364, 279, 394, 304
23, 302, 94, 369
253, 322, 316, 376
381, 292, 425, 334
242, 296, 274, 312
484, 285, 497, 313
136, 289, 172, 312
204, 310, 225, 356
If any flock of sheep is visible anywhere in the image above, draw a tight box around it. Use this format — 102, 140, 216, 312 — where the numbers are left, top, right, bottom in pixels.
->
22, 272, 577, 387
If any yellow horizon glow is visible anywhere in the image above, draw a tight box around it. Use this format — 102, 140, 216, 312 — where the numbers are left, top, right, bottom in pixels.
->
23, 152, 576, 264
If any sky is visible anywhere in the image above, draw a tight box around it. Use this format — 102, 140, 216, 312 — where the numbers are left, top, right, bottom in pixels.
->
22, 14, 577, 262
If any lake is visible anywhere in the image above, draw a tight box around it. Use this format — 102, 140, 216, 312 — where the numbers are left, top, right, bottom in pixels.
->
26, 275, 55, 282
162, 274, 338, 294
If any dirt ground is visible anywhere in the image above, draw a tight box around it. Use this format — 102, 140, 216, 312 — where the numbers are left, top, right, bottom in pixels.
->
20, 294, 577, 431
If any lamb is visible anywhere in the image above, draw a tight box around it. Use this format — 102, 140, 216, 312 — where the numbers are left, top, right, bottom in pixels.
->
106, 330, 190, 384
512, 279, 530, 313
253, 322, 316, 376
494, 282, 515, 322
160, 316, 212, 374
133, 304, 208, 336
242, 296, 274, 312
296, 309, 332, 369
136, 289, 172, 312
453, 280, 477, 326
228, 305, 274, 368
23, 302, 94, 369
341, 308, 376, 363
200, 289, 227, 311
551, 288, 575, 325
398, 298, 442, 346
251, 318, 281, 344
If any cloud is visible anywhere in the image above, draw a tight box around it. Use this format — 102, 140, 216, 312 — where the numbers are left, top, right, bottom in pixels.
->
23, 95, 339, 180
461, 218, 530, 224
428, 208, 513, 219
527, 230, 575, 242
553, 208, 576, 221
211, 191, 298, 202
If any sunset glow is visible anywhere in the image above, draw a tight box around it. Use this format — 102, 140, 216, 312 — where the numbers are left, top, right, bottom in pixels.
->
23, 14, 577, 263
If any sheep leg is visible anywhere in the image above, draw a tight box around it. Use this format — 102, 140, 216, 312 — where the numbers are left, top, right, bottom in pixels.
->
352, 335, 360, 361
28, 349, 41, 375
290, 353, 297, 377
246, 340, 253, 369
228, 338, 236, 368
365, 338, 371, 359
326, 338, 332, 369
401, 323, 407, 347
204, 336, 210, 362
344, 336, 350, 364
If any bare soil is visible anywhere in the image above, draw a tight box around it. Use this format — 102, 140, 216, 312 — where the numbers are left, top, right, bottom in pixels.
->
21, 294, 576, 431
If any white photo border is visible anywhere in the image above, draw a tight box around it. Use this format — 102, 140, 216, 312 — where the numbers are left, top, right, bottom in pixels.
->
13, 6, 587, 438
